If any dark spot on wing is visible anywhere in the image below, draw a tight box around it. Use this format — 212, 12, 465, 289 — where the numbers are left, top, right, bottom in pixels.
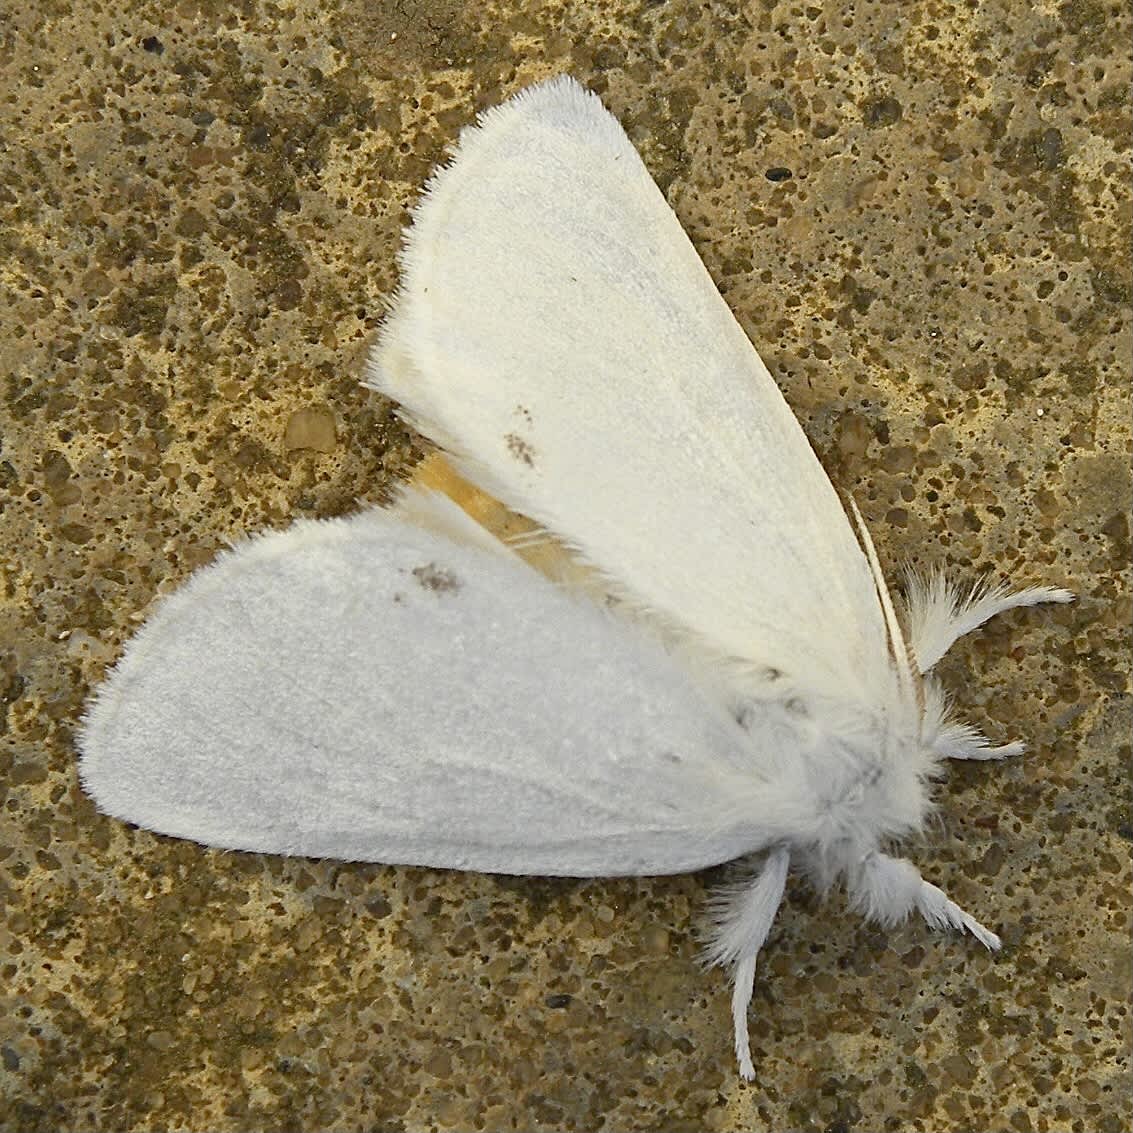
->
412, 563, 462, 593
505, 432, 536, 467
733, 702, 756, 729
513, 403, 533, 425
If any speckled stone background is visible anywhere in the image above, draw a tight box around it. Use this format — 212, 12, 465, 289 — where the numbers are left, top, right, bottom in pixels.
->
1, 1, 1129, 1130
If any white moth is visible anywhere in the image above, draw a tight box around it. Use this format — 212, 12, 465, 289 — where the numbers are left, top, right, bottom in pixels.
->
79, 75, 1073, 1081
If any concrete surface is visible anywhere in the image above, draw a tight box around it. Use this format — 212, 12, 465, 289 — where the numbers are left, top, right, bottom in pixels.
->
1, 1, 1129, 1130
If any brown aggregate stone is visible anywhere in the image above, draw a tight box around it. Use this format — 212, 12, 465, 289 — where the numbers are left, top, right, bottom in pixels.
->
1, 1, 1129, 1131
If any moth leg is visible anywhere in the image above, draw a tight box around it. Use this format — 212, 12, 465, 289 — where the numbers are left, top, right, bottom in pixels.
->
851, 852, 1001, 951
914, 873, 1001, 951
702, 845, 790, 1081
943, 583, 1074, 648
922, 675, 1028, 761
906, 570, 1073, 674
932, 718, 1026, 761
